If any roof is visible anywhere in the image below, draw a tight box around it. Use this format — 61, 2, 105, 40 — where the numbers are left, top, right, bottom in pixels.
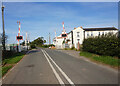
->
67, 31, 72, 34
83, 27, 118, 31
57, 37, 64, 39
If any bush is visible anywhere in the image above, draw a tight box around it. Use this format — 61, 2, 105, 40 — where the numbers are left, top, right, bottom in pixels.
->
30, 44, 36, 49
41, 44, 55, 48
82, 32, 120, 57
42, 45, 49, 48
2, 50, 16, 59
64, 48, 68, 50
70, 46, 75, 50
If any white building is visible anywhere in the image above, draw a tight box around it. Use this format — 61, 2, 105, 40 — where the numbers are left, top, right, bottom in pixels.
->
53, 36, 64, 49
53, 26, 118, 49
67, 27, 118, 49
53, 22, 68, 49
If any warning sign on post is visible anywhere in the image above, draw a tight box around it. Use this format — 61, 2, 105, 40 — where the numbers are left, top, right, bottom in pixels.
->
16, 36, 23, 40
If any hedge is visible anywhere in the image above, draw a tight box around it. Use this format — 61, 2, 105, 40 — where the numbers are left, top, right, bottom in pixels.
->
82, 32, 120, 57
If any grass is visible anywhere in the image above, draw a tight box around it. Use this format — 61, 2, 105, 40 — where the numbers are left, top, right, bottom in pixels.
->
64, 48, 79, 51
3, 53, 24, 64
2, 52, 25, 76
2, 65, 13, 76
80, 51, 120, 67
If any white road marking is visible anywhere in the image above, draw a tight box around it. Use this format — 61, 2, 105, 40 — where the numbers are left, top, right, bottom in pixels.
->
41, 49, 65, 86
44, 50, 75, 86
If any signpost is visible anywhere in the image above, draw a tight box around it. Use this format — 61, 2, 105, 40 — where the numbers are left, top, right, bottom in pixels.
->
16, 21, 23, 52
16, 36, 23, 40
61, 22, 67, 38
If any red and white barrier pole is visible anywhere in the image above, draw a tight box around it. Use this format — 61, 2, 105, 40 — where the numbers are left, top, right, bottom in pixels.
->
62, 22, 65, 34
17, 21, 20, 45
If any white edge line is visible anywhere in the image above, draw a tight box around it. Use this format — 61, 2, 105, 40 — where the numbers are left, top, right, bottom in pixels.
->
41, 49, 65, 85
44, 50, 75, 86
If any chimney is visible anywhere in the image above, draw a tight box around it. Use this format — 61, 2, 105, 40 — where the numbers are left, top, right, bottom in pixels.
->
74, 27, 76, 29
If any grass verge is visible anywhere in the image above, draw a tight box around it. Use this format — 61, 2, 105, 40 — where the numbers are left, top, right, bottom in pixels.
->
3, 53, 24, 64
2, 65, 13, 76
80, 51, 120, 67
2, 52, 26, 76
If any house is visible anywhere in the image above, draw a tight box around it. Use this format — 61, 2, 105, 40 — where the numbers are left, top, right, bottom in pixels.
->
53, 36, 64, 49
66, 26, 118, 49
53, 26, 118, 49
53, 22, 69, 49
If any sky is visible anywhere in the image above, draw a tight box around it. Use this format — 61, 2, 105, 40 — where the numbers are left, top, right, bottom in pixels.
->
0, 2, 118, 44
1, 0, 120, 2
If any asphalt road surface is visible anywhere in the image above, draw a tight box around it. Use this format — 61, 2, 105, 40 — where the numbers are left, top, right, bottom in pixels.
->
2, 48, 118, 85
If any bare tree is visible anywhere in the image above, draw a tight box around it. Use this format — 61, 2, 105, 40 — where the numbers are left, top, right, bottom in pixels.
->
1, 33, 8, 44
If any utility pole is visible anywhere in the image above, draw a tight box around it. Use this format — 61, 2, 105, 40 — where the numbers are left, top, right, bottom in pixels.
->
25, 32, 27, 46
25, 32, 28, 50
49, 33, 51, 45
2, 2, 6, 52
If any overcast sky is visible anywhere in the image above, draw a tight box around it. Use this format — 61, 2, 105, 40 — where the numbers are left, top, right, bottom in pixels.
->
0, 2, 118, 44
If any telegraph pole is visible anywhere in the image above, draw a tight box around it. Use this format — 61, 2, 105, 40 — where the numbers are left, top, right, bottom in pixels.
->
2, 2, 6, 52
49, 33, 51, 45
25, 32, 28, 50
25, 32, 27, 46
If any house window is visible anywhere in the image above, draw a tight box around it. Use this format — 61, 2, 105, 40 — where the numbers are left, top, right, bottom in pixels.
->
102, 32, 104, 35
87, 32, 89, 37
98, 32, 100, 36
77, 39, 80, 42
77, 32, 80, 37
91, 32, 93, 36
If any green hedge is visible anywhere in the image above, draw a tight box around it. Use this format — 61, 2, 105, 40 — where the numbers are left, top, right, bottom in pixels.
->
41, 44, 55, 48
83, 32, 120, 57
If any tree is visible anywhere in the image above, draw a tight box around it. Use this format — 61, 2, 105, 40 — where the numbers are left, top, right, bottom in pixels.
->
31, 37, 46, 46
0, 35, 2, 44
44, 40, 46, 43
118, 30, 120, 38
20, 41, 25, 46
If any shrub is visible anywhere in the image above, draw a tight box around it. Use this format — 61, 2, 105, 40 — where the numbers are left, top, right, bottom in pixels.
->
2, 50, 16, 59
42, 45, 49, 48
82, 32, 120, 57
30, 44, 36, 49
70, 46, 75, 50
64, 48, 68, 50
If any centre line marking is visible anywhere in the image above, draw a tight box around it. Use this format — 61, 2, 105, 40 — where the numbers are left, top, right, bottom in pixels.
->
44, 50, 75, 86
41, 49, 65, 86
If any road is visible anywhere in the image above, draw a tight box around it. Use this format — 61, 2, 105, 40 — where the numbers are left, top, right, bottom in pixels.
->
2, 48, 118, 85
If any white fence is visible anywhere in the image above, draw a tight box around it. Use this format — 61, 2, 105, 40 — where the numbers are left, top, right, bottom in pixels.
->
5, 44, 30, 52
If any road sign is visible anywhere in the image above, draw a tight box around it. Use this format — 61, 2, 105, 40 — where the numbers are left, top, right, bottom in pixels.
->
62, 34, 67, 37
16, 36, 23, 40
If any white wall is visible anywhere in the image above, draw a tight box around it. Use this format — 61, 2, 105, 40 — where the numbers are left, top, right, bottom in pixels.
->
55, 38, 64, 49
73, 27, 84, 48
66, 32, 72, 48
53, 26, 118, 49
